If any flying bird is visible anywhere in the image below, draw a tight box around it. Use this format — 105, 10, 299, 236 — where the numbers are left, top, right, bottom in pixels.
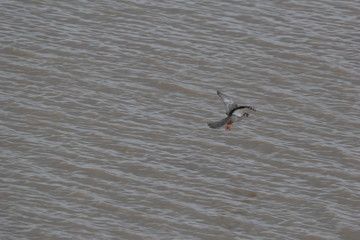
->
208, 90, 256, 131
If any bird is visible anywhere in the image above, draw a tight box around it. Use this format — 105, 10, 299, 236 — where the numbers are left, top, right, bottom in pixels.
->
208, 90, 256, 131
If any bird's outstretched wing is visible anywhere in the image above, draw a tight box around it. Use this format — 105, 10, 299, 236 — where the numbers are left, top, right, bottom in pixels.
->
217, 90, 238, 115
207, 114, 247, 129
228, 106, 256, 116
208, 116, 231, 129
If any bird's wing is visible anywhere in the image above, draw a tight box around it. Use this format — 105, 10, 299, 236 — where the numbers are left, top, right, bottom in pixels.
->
237, 106, 256, 112
208, 116, 231, 129
228, 106, 256, 116
217, 90, 238, 115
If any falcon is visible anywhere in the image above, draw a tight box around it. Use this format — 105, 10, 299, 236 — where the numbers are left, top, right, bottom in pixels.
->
208, 91, 256, 131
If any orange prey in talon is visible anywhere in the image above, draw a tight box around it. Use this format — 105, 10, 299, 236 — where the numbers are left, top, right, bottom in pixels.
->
226, 120, 234, 131
207, 90, 256, 131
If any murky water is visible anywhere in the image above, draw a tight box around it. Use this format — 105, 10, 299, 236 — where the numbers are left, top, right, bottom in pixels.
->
1, 1, 359, 239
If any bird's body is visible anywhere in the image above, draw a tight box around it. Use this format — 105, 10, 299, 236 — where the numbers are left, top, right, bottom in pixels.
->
208, 91, 256, 131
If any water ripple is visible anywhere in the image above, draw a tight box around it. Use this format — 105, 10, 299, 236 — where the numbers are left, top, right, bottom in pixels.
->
1, 0, 359, 239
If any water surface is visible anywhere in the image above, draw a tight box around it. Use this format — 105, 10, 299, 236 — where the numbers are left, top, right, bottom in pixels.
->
1, 1, 359, 239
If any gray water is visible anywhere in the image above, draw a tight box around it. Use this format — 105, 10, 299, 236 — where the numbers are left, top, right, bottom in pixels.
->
1, 1, 360, 239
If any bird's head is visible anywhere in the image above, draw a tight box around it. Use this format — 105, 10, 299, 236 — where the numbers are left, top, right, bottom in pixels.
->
243, 112, 250, 118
